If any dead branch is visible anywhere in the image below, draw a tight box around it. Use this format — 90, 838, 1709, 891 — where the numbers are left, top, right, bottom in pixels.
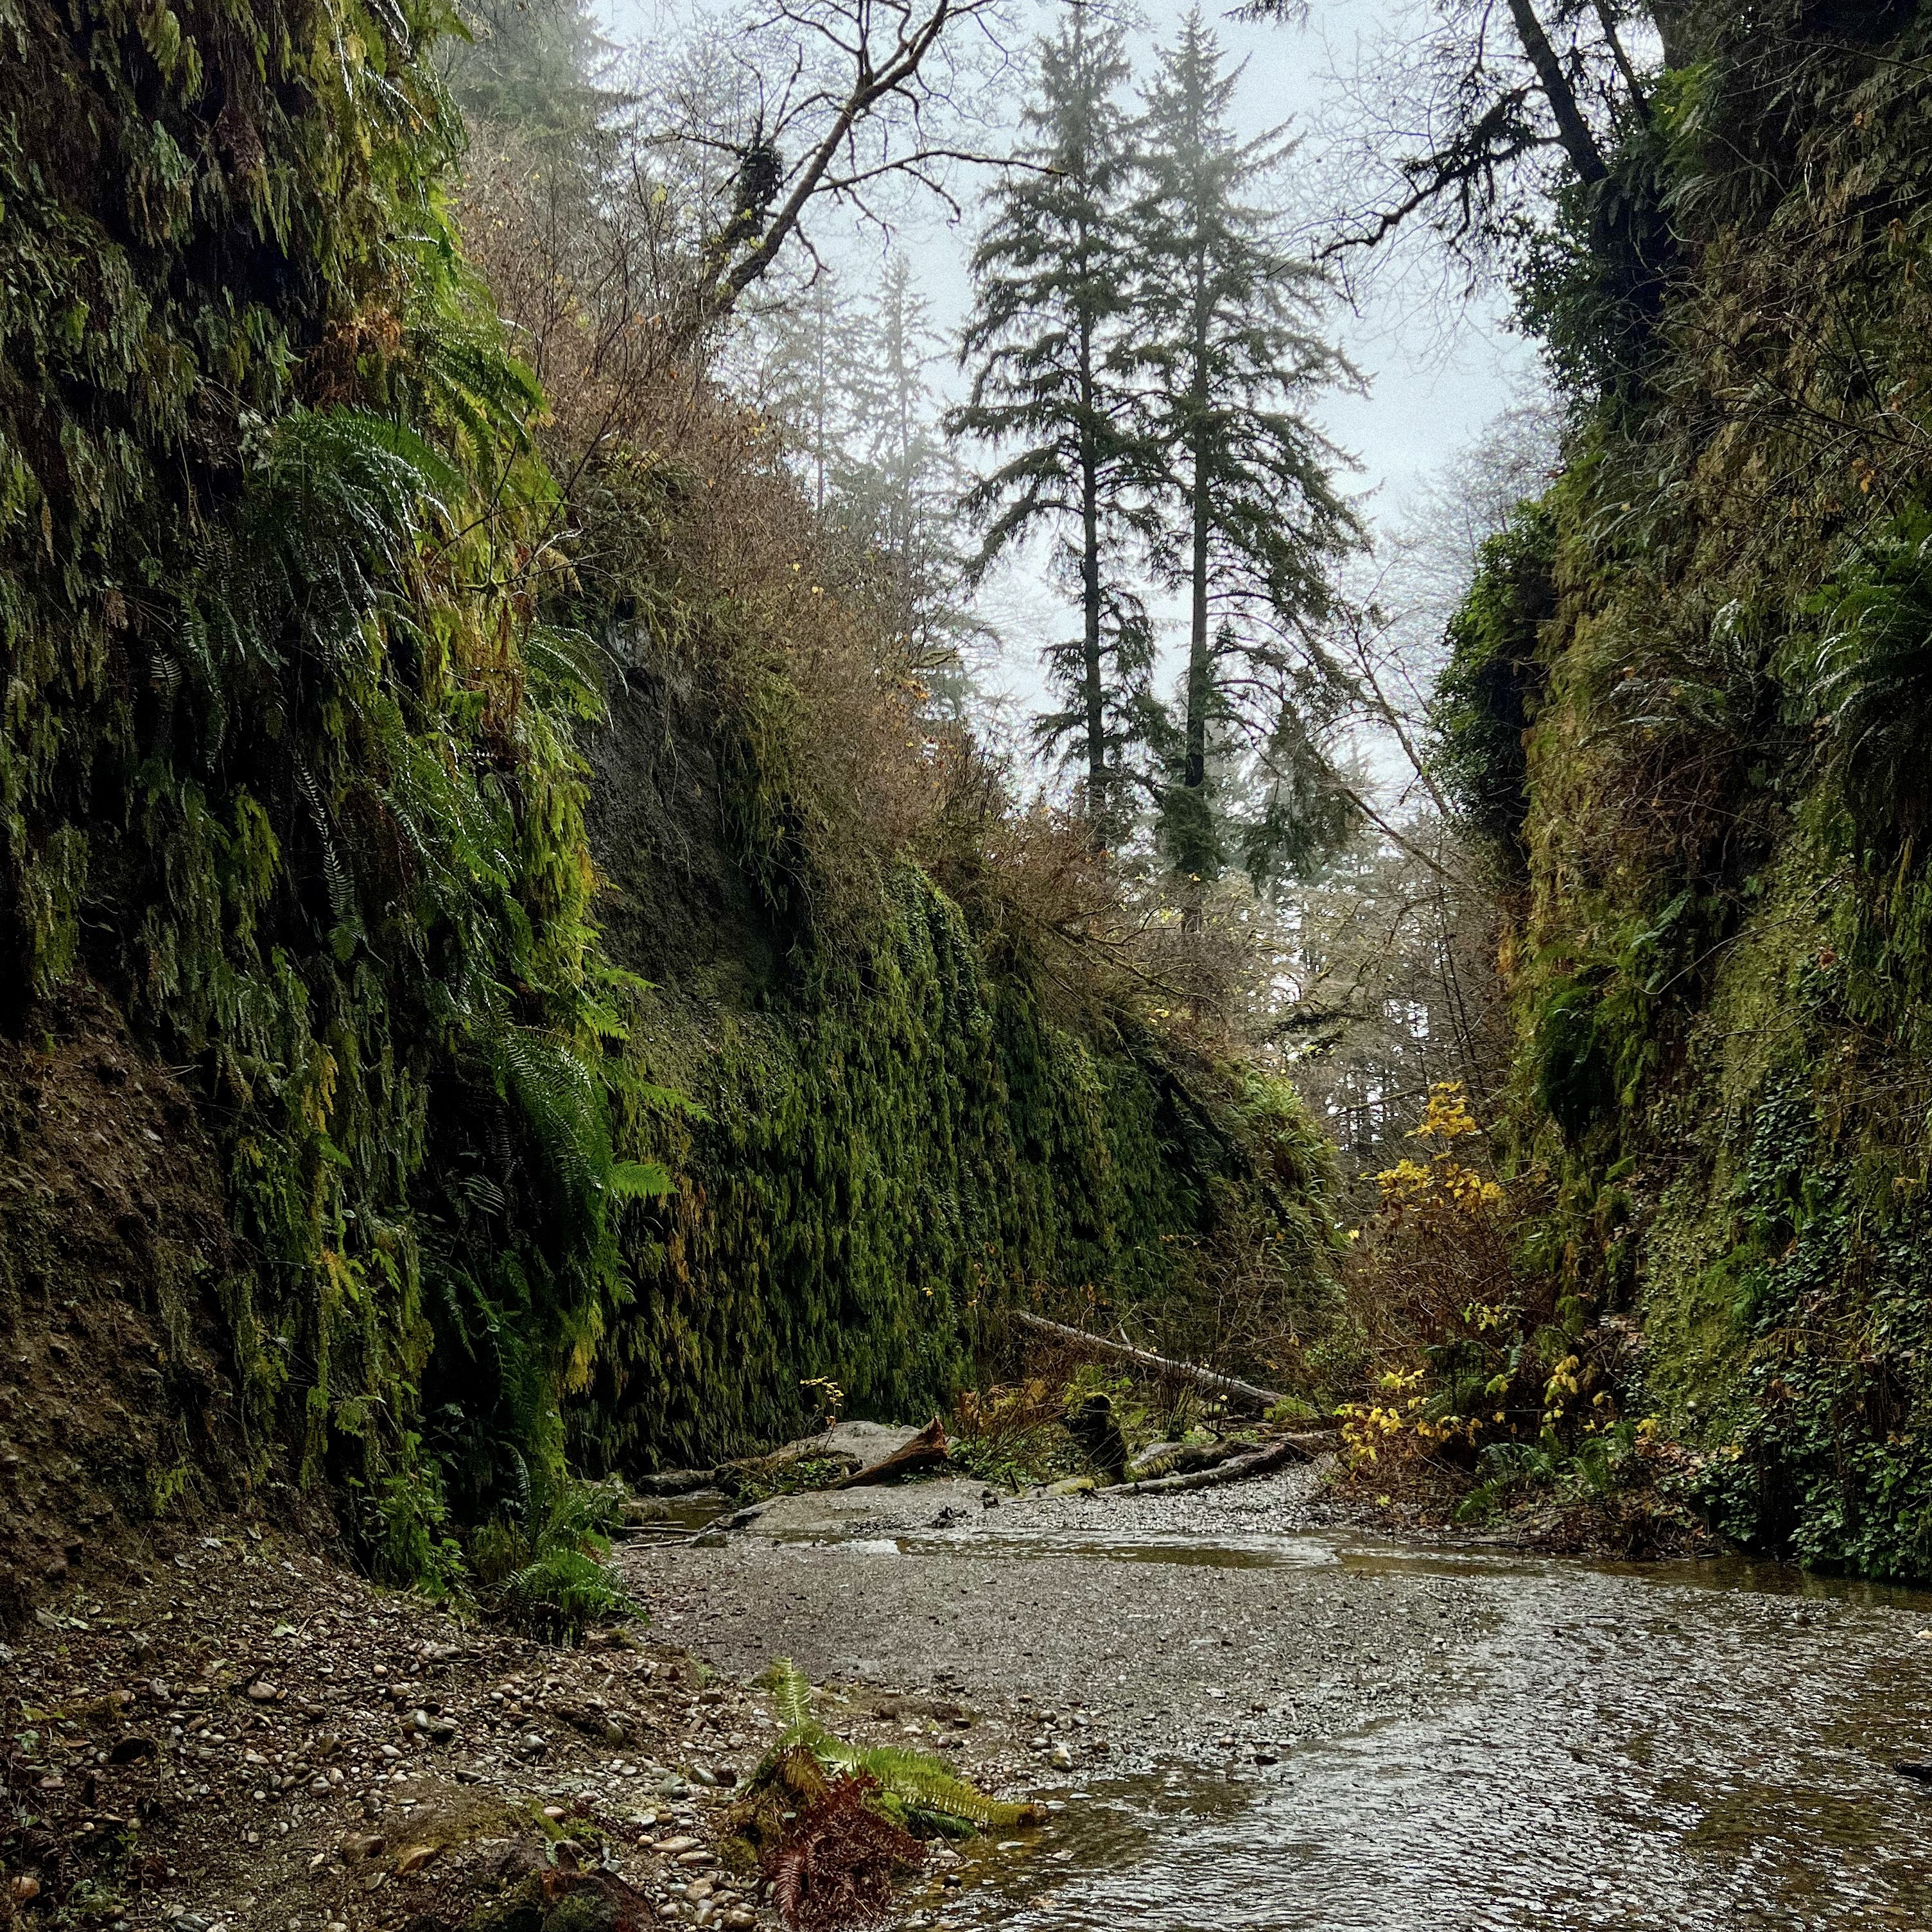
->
833, 1416, 951, 1488
1110, 1436, 1326, 1496
1013, 1310, 1287, 1413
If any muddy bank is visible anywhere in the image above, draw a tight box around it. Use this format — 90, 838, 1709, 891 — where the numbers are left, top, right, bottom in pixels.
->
0, 1523, 790, 1932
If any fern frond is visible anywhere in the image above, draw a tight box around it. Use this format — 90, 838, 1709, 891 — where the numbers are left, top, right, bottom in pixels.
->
607, 1160, 674, 1200
839, 1746, 1032, 1829
760, 1657, 817, 1732
524, 622, 611, 722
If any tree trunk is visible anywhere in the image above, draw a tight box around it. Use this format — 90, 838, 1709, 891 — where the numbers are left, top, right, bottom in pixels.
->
1013, 1309, 1288, 1412
1112, 1437, 1318, 1497
1180, 415, 1212, 934
1506, 0, 1609, 184
833, 1416, 950, 1488
1646, 0, 1700, 67
1080, 322, 1106, 843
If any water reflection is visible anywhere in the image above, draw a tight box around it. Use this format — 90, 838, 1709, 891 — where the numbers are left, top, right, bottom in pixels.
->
921, 1544, 1932, 1930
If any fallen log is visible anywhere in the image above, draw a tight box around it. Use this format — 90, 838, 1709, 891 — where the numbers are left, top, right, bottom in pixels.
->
1123, 1439, 1243, 1482
834, 1416, 950, 1488
1110, 1437, 1310, 1496
1013, 1310, 1288, 1414
630, 1437, 862, 1501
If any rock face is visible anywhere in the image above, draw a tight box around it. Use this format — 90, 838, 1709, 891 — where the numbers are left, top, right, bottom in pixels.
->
821, 1422, 926, 1465
573, 668, 1342, 1481
0, 988, 264, 1631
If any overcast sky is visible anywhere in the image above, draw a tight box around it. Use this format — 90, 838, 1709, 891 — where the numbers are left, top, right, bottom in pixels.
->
599, 0, 1545, 754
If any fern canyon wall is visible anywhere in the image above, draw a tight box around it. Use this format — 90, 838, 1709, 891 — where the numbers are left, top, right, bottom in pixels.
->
0, 0, 1337, 1612
1440, 3, 1932, 1577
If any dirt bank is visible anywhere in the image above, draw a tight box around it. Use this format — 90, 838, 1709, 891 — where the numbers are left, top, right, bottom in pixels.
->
0, 1520, 790, 1932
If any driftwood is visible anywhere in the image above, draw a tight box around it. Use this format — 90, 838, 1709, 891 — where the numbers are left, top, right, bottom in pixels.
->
1124, 1440, 1242, 1482
724, 1440, 862, 1483
1111, 1437, 1313, 1496
1014, 1310, 1288, 1413
834, 1416, 950, 1488
631, 1438, 862, 1500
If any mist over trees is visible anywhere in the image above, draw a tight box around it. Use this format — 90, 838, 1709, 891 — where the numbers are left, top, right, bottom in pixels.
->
951, 6, 1153, 842
1122, 12, 1361, 907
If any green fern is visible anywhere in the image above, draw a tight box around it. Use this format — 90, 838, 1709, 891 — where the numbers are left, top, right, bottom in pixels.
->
0, 0, 708, 1606
760, 1657, 817, 1734
749, 1661, 1029, 1831
824, 1745, 1033, 1830
502, 1545, 631, 1639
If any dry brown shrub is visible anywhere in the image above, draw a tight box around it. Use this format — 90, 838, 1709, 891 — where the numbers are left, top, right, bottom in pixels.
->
761, 1764, 925, 1932
456, 130, 985, 918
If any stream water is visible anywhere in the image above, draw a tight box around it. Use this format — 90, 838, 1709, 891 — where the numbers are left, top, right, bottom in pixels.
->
926, 1538, 1932, 1932
634, 1479, 1932, 1931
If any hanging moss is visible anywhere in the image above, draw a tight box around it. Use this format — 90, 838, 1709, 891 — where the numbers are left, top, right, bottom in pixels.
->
1489, 6, 1932, 1576
0, 0, 648, 1570
573, 662, 1340, 1473
0, 0, 1345, 1567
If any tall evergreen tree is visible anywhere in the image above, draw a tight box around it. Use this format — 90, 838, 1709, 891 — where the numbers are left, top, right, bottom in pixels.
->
442, 0, 624, 175
1126, 10, 1360, 905
952, 6, 1151, 837
745, 269, 864, 515
840, 254, 982, 697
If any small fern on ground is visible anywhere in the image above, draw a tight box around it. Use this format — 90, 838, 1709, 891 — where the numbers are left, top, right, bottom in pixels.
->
747, 1659, 1034, 1832
470, 1469, 634, 1639
760, 1759, 924, 1932
764, 1657, 816, 1733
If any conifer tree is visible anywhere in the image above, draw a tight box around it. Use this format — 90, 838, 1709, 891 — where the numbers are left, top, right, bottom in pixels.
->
747, 270, 864, 515
952, 6, 1151, 836
444, 0, 624, 175
1125, 10, 1360, 903
840, 254, 982, 695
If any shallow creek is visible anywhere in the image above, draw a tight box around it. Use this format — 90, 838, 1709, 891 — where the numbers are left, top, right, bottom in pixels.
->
624, 1472, 1932, 1931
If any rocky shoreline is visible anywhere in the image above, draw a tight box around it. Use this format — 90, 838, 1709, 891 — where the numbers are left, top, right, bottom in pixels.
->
0, 1446, 1493, 1932
0, 1519, 792, 1932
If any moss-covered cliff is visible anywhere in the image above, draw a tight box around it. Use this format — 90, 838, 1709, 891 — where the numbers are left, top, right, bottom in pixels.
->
1447, 1, 1932, 1575
571, 637, 1339, 1474
0, 0, 1339, 1606
1, 0, 648, 1583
